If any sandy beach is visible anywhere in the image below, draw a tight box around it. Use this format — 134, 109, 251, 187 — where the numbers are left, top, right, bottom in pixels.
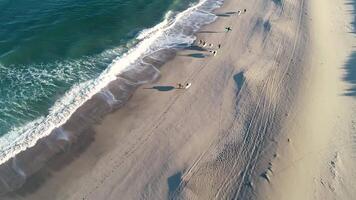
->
255, 0, 356, 199
3, 0, 356, 199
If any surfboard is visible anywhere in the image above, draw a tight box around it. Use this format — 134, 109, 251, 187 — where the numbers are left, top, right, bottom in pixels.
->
185, 83, 192, 89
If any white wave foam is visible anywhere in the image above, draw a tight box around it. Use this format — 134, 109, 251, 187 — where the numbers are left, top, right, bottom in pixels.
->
99, 89, 120, 107
0, 46, 126, 128
0, 0, 224, 165
136, 11, 174, 41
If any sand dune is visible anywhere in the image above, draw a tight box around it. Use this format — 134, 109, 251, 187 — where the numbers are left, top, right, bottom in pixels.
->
3, 0, 356, 199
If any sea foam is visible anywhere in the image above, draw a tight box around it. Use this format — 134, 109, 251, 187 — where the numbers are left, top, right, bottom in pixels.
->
0, 0, 223, 166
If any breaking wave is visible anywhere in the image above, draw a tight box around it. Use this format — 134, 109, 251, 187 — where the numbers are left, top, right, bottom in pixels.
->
0, 0, 223, 165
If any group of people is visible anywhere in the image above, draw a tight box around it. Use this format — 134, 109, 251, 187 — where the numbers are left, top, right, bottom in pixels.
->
197, 40, 222, 56
196, 25, 233, 56
176, 8, 247, 89
197, 40, 217, 48
195, 7, 248, 56
237, 8, 247, 15
177, 83, 191, 89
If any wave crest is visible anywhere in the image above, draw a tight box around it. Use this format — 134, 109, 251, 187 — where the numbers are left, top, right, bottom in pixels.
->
0, 0, 223, 171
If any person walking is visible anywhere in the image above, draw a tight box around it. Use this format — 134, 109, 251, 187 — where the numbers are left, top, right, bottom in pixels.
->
225, 27, 232, 32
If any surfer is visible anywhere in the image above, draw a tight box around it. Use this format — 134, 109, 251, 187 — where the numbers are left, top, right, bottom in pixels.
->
225, 27, 232, 32
185, 83, 192, 89
177, 83, 191, 89
177, 83, 184, 89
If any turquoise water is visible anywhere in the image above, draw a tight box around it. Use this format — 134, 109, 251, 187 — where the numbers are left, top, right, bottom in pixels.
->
0, 0, 196, 136
0, 0, 223, 164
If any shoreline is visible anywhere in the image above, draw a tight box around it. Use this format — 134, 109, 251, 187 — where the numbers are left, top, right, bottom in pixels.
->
0, 0, 221, 169
6, 0, 307, 198
0, 0, 223, 195
2, 0, 355, 199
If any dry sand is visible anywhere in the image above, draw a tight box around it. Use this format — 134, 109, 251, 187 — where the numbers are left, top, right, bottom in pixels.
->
3, 0, 356, 199
255, 0, 356, 199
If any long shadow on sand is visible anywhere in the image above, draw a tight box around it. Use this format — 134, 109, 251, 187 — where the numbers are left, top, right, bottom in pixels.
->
343, 51, 356, 96
197, 30, 221, 34
215, 11, 237, 17
143, 86, 175, 91
180, 53, 207, 58
184, 45, 207, 51
216, 14, 231, 17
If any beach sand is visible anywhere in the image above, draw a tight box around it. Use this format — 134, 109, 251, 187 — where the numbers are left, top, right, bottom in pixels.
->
3, 0, 356, 199
255, 0, 356, 199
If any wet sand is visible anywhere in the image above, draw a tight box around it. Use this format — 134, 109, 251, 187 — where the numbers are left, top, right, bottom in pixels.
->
3, 0, 356, 199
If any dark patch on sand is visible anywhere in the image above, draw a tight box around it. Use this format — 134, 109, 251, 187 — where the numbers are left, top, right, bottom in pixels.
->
343, 51, 356, 96
233, 72, 245, 92
167, 171, 182, 198
144, 86, 175, 92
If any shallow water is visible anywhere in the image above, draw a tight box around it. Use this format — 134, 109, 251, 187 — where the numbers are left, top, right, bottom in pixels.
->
0, 0, 224, 168
0, 0, 196, 136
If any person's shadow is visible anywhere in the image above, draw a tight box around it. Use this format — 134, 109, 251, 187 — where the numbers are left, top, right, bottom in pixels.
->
181, 53, 207, 58
144, 86, 176, 91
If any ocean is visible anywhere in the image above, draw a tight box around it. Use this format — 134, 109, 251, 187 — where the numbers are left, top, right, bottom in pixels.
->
0, 0, 223, 165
